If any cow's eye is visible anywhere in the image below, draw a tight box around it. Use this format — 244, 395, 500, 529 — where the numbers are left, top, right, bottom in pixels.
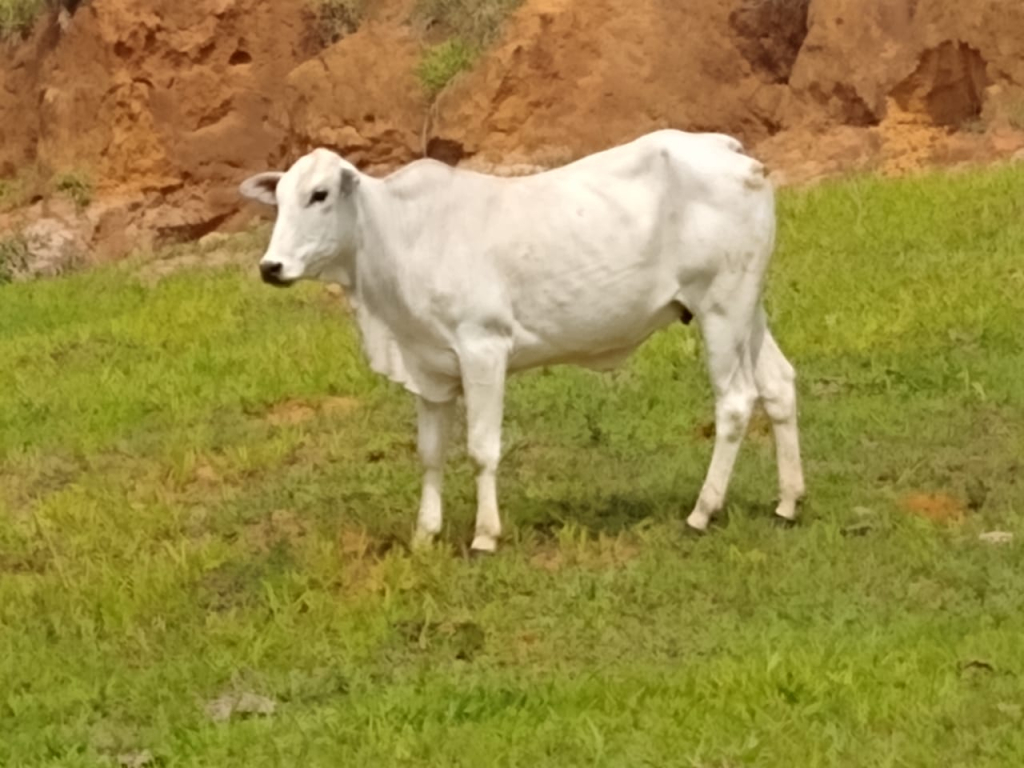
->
309, 189, 329, 205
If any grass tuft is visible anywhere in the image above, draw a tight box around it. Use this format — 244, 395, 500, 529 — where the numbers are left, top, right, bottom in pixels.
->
0, 233, 30, 283
53, 170, 93, 209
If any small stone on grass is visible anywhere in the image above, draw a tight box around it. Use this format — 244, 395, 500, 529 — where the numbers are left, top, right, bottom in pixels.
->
116, 750, 154, 768
978, 531, 1013, 545
204, 691, 277, 723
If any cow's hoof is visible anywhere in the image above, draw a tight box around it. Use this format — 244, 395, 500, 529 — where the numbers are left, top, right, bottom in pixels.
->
773, 515, 799, 530
685, 509, 711, 533
683, 521, 709, 537
411, 530, 437, 551
470, 535, 498, 555
774, 499, 800, 527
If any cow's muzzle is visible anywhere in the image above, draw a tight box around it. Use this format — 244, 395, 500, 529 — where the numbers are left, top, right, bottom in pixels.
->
259, 261, 293, 288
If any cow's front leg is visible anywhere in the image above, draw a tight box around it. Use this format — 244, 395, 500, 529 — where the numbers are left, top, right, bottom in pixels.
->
412, 396, 455, 549
458, 336, 510, 554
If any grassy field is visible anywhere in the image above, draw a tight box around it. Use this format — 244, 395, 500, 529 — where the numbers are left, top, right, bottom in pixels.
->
1, 165, 1023, 766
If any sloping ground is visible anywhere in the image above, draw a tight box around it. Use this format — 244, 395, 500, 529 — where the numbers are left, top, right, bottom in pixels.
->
1, 0, 1023, 265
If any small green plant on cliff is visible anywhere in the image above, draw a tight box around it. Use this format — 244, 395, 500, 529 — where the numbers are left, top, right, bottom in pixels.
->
416, 38, 475, 97
53, 171, 93, 209
412, 0, 523, 96
310, 0, 365, 47
0, 0, 45, 39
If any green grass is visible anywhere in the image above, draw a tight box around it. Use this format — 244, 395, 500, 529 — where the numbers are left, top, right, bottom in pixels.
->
0, 0, 44, 39
2, 165, 1024, 766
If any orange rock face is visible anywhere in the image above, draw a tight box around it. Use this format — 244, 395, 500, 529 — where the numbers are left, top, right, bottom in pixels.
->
1, 0, 1022, 256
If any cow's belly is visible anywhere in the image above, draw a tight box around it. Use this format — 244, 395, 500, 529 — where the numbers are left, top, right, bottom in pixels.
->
507, 294, 681, 373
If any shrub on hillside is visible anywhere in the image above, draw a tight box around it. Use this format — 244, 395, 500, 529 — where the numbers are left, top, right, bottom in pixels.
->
53, 171, 93, 209
413, 0, 522, 48
310, 0, 365, 47
416, 38, 475, 98
411, 0, 522, 96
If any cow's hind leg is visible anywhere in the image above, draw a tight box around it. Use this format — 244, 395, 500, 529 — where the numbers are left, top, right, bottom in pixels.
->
752, 312, 805, 522
458, 336, 510, 554
687, 312, 759, 532
412, 396, 455, 548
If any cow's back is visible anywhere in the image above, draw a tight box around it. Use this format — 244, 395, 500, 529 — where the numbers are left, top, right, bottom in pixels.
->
505, 131, 775, 370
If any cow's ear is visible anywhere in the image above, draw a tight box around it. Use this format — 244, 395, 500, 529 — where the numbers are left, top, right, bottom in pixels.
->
239, 172, 283, 206
340, 168, 361, 197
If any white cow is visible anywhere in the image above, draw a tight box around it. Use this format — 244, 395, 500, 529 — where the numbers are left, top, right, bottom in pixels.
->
239, 129, 805, 553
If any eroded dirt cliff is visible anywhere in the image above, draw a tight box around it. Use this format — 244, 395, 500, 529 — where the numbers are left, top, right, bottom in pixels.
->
1, 0, 1022, 265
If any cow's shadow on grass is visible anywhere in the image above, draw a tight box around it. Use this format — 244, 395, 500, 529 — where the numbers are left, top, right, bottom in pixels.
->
506, 489, 777, 538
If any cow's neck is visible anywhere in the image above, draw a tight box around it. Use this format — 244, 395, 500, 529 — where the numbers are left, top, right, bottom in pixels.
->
320, 247, 357, 290
348, 179, 419, 306
319, 200, 367, 289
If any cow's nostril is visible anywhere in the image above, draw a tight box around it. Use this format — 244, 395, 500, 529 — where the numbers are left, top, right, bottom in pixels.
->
259, 261, 284, 283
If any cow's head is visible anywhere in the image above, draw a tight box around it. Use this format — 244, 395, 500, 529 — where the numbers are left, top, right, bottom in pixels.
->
239, 148, 361, 288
